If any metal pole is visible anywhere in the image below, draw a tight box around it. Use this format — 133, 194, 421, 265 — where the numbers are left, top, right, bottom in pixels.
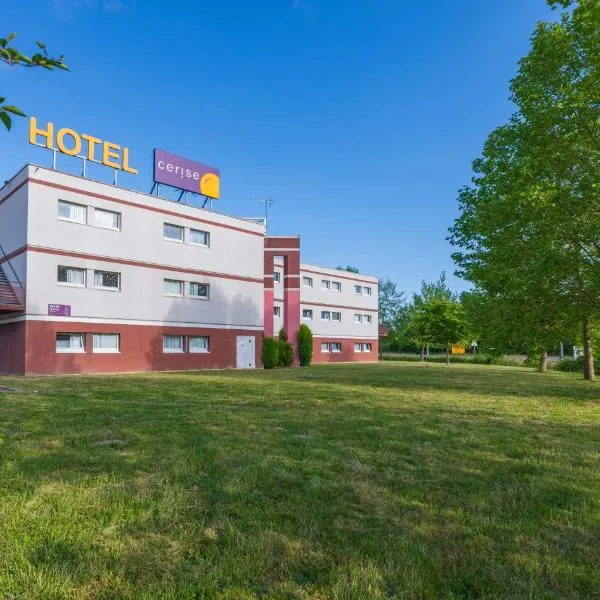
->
258, 198, 274, 235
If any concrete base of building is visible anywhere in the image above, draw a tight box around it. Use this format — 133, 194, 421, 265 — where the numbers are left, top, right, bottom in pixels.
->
0, 320, 262, 375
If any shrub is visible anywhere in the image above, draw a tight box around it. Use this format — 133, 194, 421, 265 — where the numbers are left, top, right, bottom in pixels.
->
279, 341, 294, 367
278, 328, 288, 342
297, 324, 313, 367
262, 337, 279, 369
553, 357, 584, 372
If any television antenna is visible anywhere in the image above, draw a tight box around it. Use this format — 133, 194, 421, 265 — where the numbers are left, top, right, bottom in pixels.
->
257, 198, 275, 235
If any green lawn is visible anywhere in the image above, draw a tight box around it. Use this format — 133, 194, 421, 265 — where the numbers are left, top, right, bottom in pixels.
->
0, 363, 599, 599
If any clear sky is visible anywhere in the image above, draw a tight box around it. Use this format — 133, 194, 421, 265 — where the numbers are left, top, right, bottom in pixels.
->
2, 0, 553, 295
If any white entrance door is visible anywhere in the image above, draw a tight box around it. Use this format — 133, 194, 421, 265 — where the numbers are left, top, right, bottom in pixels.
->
236, 336, 256, 369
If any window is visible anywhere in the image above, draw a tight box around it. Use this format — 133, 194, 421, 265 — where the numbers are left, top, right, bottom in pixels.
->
164, 279, 184, 296
321, 280, 330, 290
302, 276, 313, 288
364, 287, 372, 296
321, 311, 331, 321
363, 314, 372, 324
190, 282, 209, 299
364, 343, 372, 352
354, 313, 363, 324
189, 228, 210, 247
321, 342, 330, 353
57, 266, 86, 287
58, 200, 86, 224
163, 223, 184, 242
354, 343, 363, 352
274, 271, 281, 283
93, 333, 120, 353
56, 333, 85, 353
189, 336, 209, 353
94, 208, 121, 230
332, 311, 342, 322
274, 306, 281, 317
354, 285, 362, 295
332, 281, 341, 293
302, 309, 313, 320
94, 270, 120, 290
163, 335, 184, 353
331, 342, 342, 353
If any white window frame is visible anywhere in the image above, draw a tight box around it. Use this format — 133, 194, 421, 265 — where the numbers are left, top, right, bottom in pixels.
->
363, 314, 372, 324
364, 287, 372, 296
331, 281, 341, 293
274, 306, 281, 317
331, 342, 342, 353
189, 282, 210, 300
354, 285, 362, 295
321, 311, 331, 321
163, 335, 185, 353
274, 271, 281, 283
354, 343, 363, 352
92, 333, 120, 354
332, 311, 342, 322
189, 228, 210, 247
189, 336, 210, 353
302, 276, 313, 288
364, 343, 373, 353
164, 279, 185, 297
93, 207, 121, 231
93, 270, 121, 291
56, 333, 86, 353
58, 200, 87, 225
57, 266, 87, 288
321, 280, 331, 290
354, 313, 363, 324
321, 342, 330, 353
302, 309, 313, 320
163, 223, 184, 243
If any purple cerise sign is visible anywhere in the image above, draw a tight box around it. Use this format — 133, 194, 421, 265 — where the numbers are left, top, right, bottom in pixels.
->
153, 148, 220, 199
48, 304, 71, 317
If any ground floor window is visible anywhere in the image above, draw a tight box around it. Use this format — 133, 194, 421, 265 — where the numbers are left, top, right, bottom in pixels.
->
163, 335, 184, 353
56, 333, 85, 353
93, 333, 120, 353
331, 342, 342, 353
321, 342, 330, 353
189, 336, 210, 353
354, 343, 373, 353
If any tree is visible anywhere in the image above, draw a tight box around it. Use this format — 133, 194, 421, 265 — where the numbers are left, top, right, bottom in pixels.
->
412, 299, 469, 365
336, 265, 359, 273
449, 0, 600, 380
378, 278, 405, 330
297, 324, 313, 367
1, 33, 68, 130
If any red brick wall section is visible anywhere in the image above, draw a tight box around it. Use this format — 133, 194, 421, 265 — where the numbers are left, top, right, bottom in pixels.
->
312, 338, 379, 363
24, 321, 262, 375
0, 321, 26, 375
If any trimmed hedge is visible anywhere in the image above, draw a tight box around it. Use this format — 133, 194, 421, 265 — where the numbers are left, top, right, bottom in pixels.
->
297, 324, 313, 367
381, 353, 525, 367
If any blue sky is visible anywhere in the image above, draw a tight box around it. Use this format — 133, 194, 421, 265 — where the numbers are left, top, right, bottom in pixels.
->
2, 0, 552, 295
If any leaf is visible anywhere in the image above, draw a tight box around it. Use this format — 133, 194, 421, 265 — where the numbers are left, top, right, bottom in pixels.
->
0, 111, 12, 131
0, 97, 5, 104
2, 105, 25, 117
35, 40, 46, 50
6, 33, 16, 43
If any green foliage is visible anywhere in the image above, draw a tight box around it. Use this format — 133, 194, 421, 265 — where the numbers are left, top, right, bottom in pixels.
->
278, 328, 288, 342
297, 324, 313, 367
448, 0, 600, 379
378, 278, 405, 330
381, 353, 525, 367
278, 341, 294, 367
553, 356, 600, 373
261, 337, 279, 369
336, 265, 359, 273
411, 299, 469, 348
0, 33, 68, 131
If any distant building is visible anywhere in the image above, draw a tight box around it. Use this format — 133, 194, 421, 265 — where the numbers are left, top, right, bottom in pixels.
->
0, 165, 378, 374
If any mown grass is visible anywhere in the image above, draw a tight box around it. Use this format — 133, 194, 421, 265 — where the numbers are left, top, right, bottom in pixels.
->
0, 363, 599, 599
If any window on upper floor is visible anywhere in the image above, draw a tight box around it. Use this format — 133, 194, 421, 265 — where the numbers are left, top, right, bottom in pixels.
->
163, 223, 184, 242
94, 270, 121, 291
274, 271, 281, 283
190, 282, 210, 299
363, 314, 372, 324
93, 333, 120, 353
164, 279, 184, 296
302, 276, 313, 288
364, 287, 372, 296
354, 285, 362, 295
274, 306, 281, 317
332, 311, 342, 322
321, 280, 330, 290
57, 266, 86, 287
94, 208, 121, 230
302, 309, 313, 320
321, 311, 331, 320
331, 281, 341, 293
189, 228, 210, 247
58, 200, 87, 224
56, 333, 85, 353
354, 313, 363, 324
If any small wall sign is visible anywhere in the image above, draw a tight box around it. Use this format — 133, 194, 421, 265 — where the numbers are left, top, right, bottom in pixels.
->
48, 304, 71, 317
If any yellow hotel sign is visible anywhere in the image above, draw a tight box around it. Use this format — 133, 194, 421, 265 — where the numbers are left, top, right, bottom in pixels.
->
29, 117, 138, 174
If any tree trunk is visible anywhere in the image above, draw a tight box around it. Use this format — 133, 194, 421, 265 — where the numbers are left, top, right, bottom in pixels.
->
538, 352, 548, 373
446, 344, 450, 365
421, 345, 425, 362
583, 317, 595, 381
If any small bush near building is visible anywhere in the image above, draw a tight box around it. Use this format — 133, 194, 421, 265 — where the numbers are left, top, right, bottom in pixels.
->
262, 337, 279, 369
297, 324, 313, 367
279, 341, 294, 367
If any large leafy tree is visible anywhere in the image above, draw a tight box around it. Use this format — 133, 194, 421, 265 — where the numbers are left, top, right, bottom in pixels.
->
449, 0, 600, 380
0, 33, 68, 130
378, 278, 405, 330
